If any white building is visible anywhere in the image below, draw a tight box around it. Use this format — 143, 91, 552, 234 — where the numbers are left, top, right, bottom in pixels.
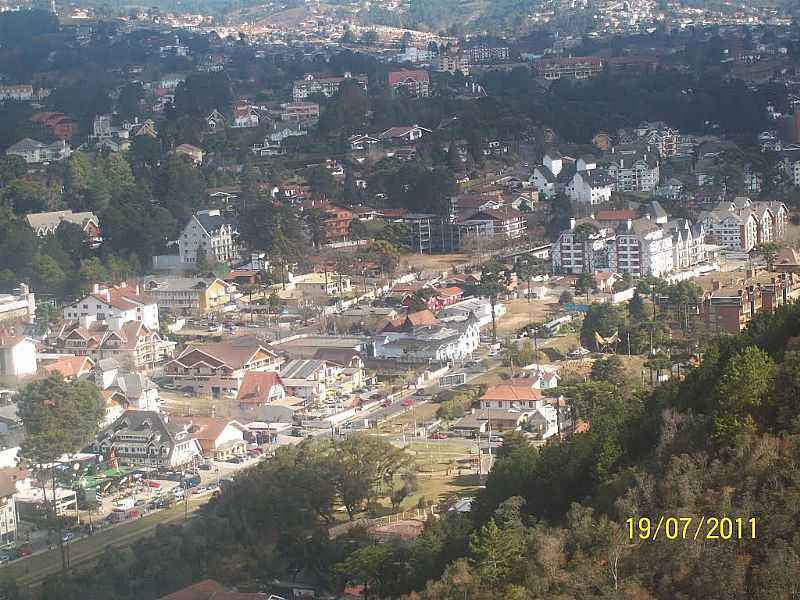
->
179, 210, 240, 266
699, 207, 759, 253
528, 150, 562, 199
552, 218, 615, 275
292, 72, 368, 101
604, 146, 660, 193
567, 168, 614, 205
664, 219, 707, 271
0, 284, 35, 325
613, 218, 673, 278
438, 298, 506, 329
6, 138, 71, 164
64, 283, 159, 331
0, 467, 28, 548
0, 334, 37, 377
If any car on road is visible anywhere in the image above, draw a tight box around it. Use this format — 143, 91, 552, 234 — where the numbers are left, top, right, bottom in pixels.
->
198, 462, 212, 470
430, 432, 448, 440
61, 531, 76, 542
144, 480, 161, 488
227, 456, 243, 464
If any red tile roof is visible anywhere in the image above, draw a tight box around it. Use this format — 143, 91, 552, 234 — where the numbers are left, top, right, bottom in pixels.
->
158, 579, 267, 600
481, 383, 543, 402
594, 210, 638, 221
236, 371, 284, 404
436, 286, 463, 298
42, 356, 94, 378
388, 70, 430, 85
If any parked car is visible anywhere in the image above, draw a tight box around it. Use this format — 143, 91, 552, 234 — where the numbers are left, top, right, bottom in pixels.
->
430, 432, 449, 440
61, 530, 76, 542
198, 463, 212, 471
144, 480, 161, 488
227, 456, 243, 464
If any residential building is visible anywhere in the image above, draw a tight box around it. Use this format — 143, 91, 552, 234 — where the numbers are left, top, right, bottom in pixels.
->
93, 410, 202, 469
179, 210, 239, 266
528, 150, 562, 199
480, 383, 545, 410
432, 51, 470, 75
279, 101, 320, 122
51, 317, 174, 370
231, 101, 259, 128
0, 84, 33, 102
780, 145, 800, 187
613, 218, 673, 278
174, 143, 204, 165
0, 467, 28, 548
552, 218, 615, 274
159, 579, 268, 600
143, 277, 234, 316
64, 283, 159, 330
379, 125, 431, 144
373, 314, 480, 364
517, 364, 561, 389
206, 109, 226, 132
348, 134, 381, 151
0, 284, 35, 325
664, 219, 707, 271
388, 70, 430, 98
294, 273, 352, 298
94, 359, 160, 412
698, 197, 782, 253
0, 333, 37, 377
454, 208, 527, 243
465, 45, 509, 63
6, 138, 71, 164
41, 355, 95, 381
25, 210, 101, 244
566, 167, 614, 205
604, 145, 660, 193
236, 371, 286, 405
292, 72, 368, 101
164, 337, 283, 397
169, 417, 249, 460
30, 111, 79, 140
302, 200, 354, 243
451, 408, 527, 435
534, 57, 603, 80
438, 297, 506, 329
280, 359, 336, 407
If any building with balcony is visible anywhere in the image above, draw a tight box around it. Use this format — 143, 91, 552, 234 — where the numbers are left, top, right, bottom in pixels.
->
179, 210, 239, 266
143, 277, 235, 316
164, 337, 283, 397
64, 283, 159, 330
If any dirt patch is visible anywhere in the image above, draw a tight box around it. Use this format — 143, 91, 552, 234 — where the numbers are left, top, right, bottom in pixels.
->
401, 253, 473, 277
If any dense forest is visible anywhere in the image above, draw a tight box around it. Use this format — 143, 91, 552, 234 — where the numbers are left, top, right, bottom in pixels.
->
22, 300, 800, 600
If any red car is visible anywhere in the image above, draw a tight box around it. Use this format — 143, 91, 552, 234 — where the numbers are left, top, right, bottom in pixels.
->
430, 432, 448, 440
144, 480, 161, 488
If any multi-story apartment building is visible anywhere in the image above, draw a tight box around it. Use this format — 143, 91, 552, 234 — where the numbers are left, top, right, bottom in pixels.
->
664, 219, 707, 271
613, 219, 673, 278
302, 200, 354, 244
0, 84, 33, 102
552, 218, 615, 274
454, 207, 527, 244
432, 52, 470, 75
534, 57, 603, 80
465, 45, 509, 64
164, 337, 283, 397
554, 217, 675, 277
179, 210, 239, 266
604, 145, 660, 192
780, 145, 800, 187
292, 72, 368, 101
143, 277, 235, 316
279, 102, 320, 122
51, 316, 175, 370
699, 197, 787, 252
388, 70, 430, 98
64, 283, 159, 330
0, 284, 35, 325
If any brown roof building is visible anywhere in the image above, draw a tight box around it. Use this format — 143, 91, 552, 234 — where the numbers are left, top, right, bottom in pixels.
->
159, 579, 268, 600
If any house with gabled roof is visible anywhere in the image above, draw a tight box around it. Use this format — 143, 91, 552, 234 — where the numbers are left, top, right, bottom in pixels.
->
25, 210, 101, 244
164, 336, 283, 397
94, 410, 202, 469
169, 416, 249, 459
41, 355, 94, 381
50, 317, 174, 370
64, 283, 159, 330
179, 209, 240, 266
379, 124, 431, 144
236, 371, 286, 405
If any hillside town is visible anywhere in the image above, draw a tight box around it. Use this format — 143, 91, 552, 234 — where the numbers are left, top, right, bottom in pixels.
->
1, 1, 800, 598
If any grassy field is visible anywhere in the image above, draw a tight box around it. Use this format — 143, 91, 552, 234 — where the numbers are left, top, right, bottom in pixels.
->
2, 496, 208, 589
496, 297, 561, 335
400, 253, 472, 277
